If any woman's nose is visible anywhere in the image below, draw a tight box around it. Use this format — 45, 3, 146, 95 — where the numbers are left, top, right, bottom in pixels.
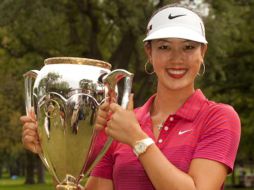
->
169, 49, 184, 63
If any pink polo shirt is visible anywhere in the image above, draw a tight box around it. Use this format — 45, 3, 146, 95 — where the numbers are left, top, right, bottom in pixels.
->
91, 89, 241, 190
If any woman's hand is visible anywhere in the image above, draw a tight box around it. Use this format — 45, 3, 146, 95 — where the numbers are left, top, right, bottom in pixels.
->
20, 110, 41, 154
94, 99, 110, 131
105, 94, 148, 147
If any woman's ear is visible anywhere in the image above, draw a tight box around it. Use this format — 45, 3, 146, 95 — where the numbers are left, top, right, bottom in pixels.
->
144, 41, 152, 60
201, 44, 208, 58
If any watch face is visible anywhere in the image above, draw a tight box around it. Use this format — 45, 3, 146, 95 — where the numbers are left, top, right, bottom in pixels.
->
136, 142, 146, 153
133, 138, 154, 157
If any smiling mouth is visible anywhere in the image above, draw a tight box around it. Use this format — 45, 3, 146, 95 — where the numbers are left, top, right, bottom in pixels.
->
167, 69, 187, 79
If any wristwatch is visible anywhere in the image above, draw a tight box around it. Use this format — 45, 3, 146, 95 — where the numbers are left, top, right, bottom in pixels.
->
133, 137, 154, 157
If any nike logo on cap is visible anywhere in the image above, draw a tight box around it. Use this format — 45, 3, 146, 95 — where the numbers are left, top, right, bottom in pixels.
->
178, 129, 193, 135
168, 13, 186, 19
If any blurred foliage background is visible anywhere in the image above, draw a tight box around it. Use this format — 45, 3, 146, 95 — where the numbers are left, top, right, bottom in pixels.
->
0, 0, 253, 187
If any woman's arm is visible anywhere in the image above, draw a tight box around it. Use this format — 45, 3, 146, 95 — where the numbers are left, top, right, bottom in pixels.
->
189, 158, 228, 189
106, 100, 233, 190
138, 144, 227, 190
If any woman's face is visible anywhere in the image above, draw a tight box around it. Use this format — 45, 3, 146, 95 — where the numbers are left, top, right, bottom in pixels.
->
145, 38, 207, 91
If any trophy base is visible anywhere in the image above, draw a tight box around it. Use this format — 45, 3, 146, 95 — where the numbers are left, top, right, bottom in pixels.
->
56, 184, 77, 190
56, 175, 83, 190
56, 183, 83, 190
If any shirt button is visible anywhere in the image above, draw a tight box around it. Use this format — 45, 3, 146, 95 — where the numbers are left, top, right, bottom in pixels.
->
164, 126, 169, 131
158, 139, 163, 143
169, 117, 174, 122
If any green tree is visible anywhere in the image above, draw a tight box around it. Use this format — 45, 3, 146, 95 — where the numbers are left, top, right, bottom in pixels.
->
201, 0, 254, 163
0, 0, 172, 183
199, 0, 254, 185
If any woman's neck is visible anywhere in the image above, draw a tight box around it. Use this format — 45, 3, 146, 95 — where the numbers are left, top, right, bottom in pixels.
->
151, 85, 195, 118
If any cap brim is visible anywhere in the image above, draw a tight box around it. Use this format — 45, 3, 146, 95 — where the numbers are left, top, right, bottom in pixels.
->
143, 26, 208, 44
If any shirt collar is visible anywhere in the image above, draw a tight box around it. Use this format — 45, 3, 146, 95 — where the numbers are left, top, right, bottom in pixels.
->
175, 89, 207, 121
135, 94, 156, 125
135, 89, 207, 124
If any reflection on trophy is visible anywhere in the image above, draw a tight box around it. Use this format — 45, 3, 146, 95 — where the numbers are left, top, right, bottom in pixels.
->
23, 57, 134, 189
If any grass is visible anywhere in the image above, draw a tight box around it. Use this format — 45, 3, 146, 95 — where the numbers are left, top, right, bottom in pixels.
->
0, 175, 54, 190
0, 184, 54, 190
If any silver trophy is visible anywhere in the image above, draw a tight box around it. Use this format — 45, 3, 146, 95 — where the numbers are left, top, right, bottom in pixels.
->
23, 57, 134, 189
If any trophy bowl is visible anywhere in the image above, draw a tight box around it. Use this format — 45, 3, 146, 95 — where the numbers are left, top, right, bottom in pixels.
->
23, 57, 133, 189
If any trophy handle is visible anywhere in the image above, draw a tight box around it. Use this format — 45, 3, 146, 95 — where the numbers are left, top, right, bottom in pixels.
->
24, 70, 62, 183
23, 70, 39, 115
23, 70, 60, 183
83, 69, 134, 177
102, 69, 134, 109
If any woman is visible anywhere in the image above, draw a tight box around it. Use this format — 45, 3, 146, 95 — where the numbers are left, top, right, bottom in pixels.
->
21, 4, 241, 190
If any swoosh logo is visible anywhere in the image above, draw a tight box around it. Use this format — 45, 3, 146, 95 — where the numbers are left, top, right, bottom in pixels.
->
178, 129, 193, 135
168, 14, 186, 19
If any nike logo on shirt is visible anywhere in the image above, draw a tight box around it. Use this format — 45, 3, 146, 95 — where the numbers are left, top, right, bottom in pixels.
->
178, 129, 193, 135
168, 14, 186, 19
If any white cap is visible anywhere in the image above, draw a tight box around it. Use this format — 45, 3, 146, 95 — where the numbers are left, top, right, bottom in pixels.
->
144, 6, 207, 44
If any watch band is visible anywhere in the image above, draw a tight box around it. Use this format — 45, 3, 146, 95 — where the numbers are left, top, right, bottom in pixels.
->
133, 137, 154, 157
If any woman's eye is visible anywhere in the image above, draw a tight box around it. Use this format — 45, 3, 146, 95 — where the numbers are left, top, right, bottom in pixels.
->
158, 45, 170, 50
184, 45, 195, 50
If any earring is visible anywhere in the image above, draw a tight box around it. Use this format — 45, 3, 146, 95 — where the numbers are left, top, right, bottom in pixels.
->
144, 61, 154, 75
198, 62, 206, 76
